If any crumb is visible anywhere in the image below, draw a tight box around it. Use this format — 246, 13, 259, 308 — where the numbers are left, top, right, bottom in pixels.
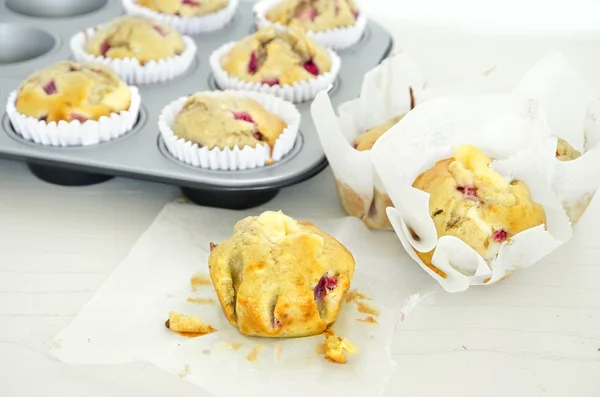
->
186, 297, 216, 305
178, 364, 190, 378
357, 316, 378, 324
462, 345, 467, 350
356, 301, 380, 317
345, 289, 372, 303
266, 158, 274, 165
323, 331, 357, 364
202, 349, 211, 355
190, 273, 212, 291
87, 338, 91, 343
231, 343, 243, 351
315, 343, 326, 355
165, 312, 216, 337
246, 346, 264, 362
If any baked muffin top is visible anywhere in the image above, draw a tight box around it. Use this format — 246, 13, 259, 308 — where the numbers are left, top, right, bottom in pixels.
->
208, 211, 355, 338
354, 114, 405, 151
15, 61, 131, 123
172, 94, 287, 150
137, 0, 229, 17
556, 138, 582, 161
412, 145, 546, 275
266, 0, 359, 32
221, 26, 331, 86
85, 16, 186, 64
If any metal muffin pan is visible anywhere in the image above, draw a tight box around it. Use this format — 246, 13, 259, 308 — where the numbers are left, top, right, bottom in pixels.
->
0, 0, 392, 209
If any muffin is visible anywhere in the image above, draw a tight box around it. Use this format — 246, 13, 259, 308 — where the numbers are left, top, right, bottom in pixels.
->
328, 114, 406, 229
353, 114, 405, 151
220, 26, 331, 87
137, 0, 229, 17
412, 145, 546, 277
208, 211, 355, 338
556, 138, 582, 161
334, 179, 393, 230
14, 61, 131, 123
265, 0, 360, 32
172, 93, 287, 150
85, 16, 186, 64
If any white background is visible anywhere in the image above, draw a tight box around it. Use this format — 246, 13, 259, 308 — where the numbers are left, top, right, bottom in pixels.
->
2, 1, 600, 396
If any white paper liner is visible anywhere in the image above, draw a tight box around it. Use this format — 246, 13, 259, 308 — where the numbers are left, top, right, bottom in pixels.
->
158, 90, 300, 170
51, 201, 435, 397
253, 0, 367, 49
122, 0, 238, 35
6, 87, 141, 147
513, 52, 600, 224
310, 52, 502, 229
369, 94, 574, 293
210, 41, 341, 103
70, 29, 197, 85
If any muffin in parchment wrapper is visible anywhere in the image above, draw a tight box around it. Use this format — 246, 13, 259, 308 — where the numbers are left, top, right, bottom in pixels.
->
310, 52, 500, 229
513, 52, 600, 225
370, 94, 575, 293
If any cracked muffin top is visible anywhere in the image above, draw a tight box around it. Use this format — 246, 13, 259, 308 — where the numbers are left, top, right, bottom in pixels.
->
556, 138, 582, 161
221, 26, 331, 86
137, 0, 229, 17
15, 61, 131, 123
208, 211, 355, 338
85, 16, 186, 64
265, 0, 359, 32
354, 114, 405, 151
412, 145, 546, 277
172, 94, 287, 150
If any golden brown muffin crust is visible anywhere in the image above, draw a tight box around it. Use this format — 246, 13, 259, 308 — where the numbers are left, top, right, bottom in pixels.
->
137, 0, 229, 17
85, 16, 186, 64
412, 145, 546, 276
266, 0, 359, 32
172, 94, 287, 150
353, 114, 405, 151
15, 61, 131, 123
221, 27, 331, 86
208, 211, 355, 338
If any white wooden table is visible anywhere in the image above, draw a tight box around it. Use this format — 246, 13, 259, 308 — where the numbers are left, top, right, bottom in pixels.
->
2, 2, 600, 396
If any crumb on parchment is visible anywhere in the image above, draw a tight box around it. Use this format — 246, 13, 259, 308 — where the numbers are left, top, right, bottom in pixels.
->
186, 297, 216, 305
165, 311, 216, 337
178, 364, 190, 378
190, 273, 212, 291
357, 316, 378, 324
323, 331, 357, 364
246, 345, 264, 362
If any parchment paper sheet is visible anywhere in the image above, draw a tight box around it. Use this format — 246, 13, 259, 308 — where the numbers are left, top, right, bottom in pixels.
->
52, 200, 435, 397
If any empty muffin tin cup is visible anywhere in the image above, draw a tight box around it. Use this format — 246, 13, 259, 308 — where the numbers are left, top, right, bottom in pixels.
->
6, 0, 108, 18
0, 24, 55, 64
28, 163, 114, 186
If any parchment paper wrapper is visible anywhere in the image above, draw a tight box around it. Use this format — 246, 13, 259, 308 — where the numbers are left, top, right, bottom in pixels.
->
513, 52, 600, 224
52, 201, 434, 397
370, 95, 574, 293
70, 29, 197, 85
210, 41, 341, 103
253, 0, 367, 49
6, 87, 141, 147
122, 0, 238, 35
158, 90, 300, 170
311, 53, 498, 229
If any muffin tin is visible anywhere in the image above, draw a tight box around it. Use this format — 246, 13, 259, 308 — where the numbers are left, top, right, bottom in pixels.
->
0, 0, 392, 209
